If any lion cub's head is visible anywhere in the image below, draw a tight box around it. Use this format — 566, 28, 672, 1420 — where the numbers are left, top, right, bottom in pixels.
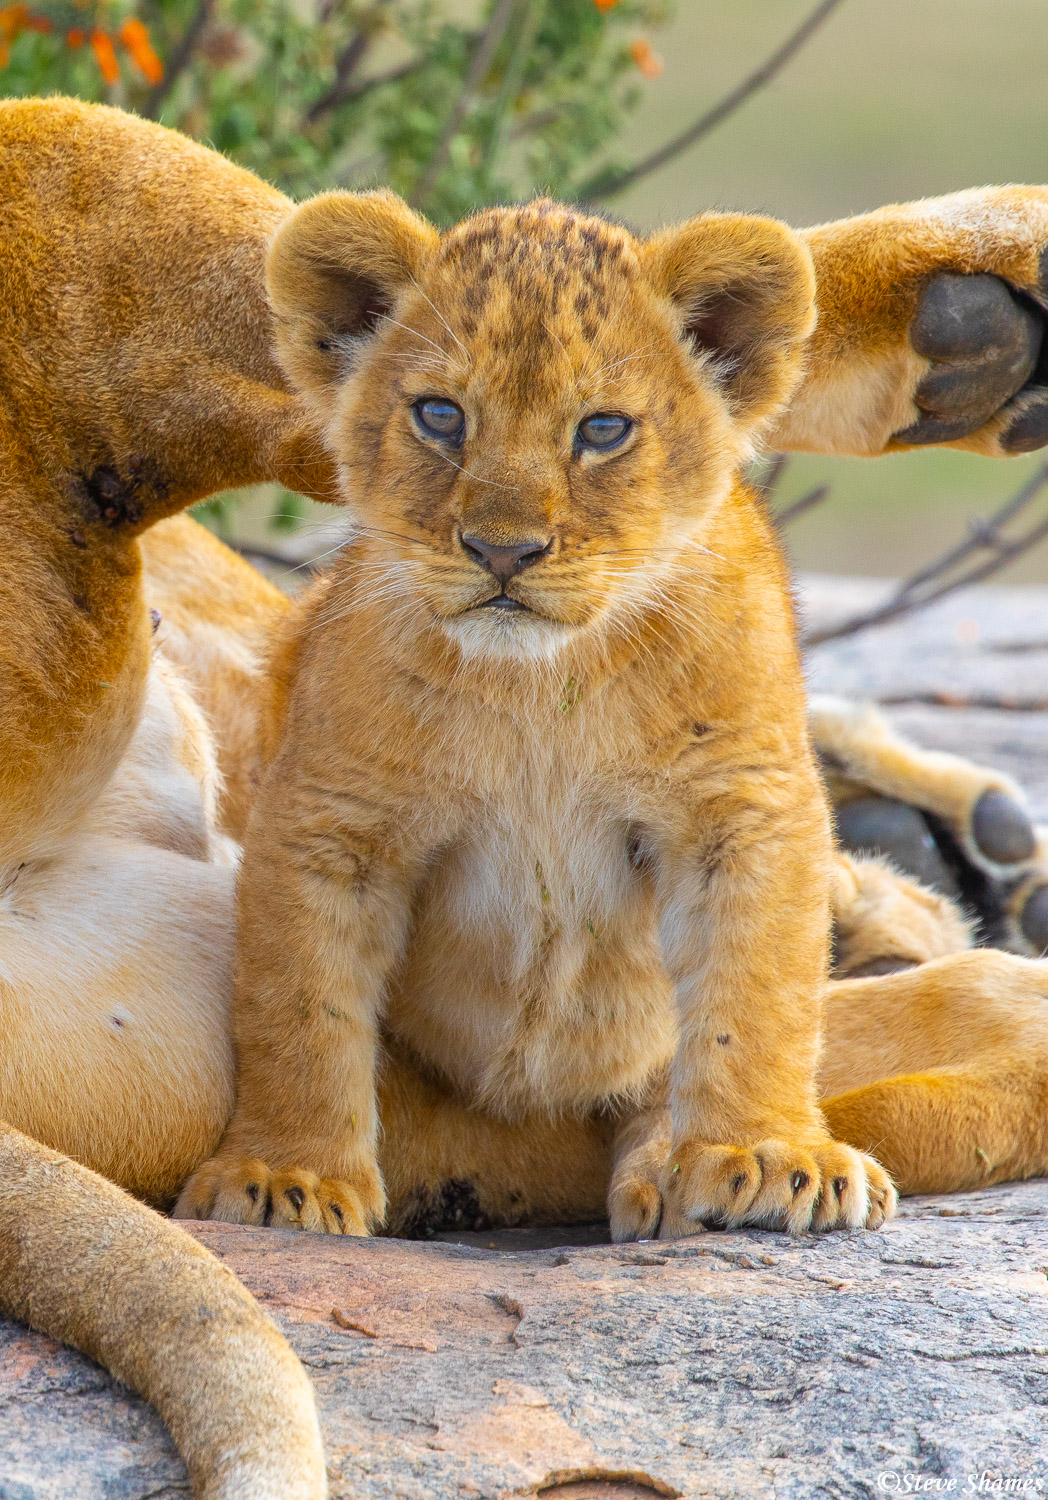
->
268, 193, 814, 662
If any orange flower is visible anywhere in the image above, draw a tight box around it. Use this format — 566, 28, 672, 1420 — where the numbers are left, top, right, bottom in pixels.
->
630, 37, 664, 80
0, 4, 28, 40
593, 0, 621, 9
119, 17, 163, 84
66, 26, 84, 46
90, 28, 120, 84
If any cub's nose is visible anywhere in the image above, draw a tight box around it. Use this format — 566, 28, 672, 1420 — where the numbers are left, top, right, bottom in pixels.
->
460, 533, 551, 585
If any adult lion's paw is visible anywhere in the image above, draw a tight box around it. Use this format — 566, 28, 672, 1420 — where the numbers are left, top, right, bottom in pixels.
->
174, 1156, 385, 1235
657, 1139, 897, 1239
894, 272, 1045, 450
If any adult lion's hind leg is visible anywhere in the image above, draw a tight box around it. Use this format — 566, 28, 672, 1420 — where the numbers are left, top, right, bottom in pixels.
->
820, 950, 1048, 1196
812, 695, 1038, 876
812, 694, 1048, 953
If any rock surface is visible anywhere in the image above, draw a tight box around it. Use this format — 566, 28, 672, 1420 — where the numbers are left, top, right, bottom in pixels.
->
8, 577, 1048, 1499
4, 1184, 1048, 1497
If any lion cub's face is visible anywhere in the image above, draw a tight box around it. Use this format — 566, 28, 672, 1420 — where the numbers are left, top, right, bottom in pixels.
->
268, 195, 815, 661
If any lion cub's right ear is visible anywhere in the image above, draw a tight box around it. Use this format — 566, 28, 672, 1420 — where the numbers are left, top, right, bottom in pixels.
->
267, 190, 439, 407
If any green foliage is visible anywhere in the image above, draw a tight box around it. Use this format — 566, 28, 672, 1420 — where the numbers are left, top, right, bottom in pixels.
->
0, 0, 672, 534
0, 0, 673, 222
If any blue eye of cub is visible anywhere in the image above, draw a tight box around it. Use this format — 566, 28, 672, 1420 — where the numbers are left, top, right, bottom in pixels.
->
576, 412, 632, 450
414, 397, 465, 442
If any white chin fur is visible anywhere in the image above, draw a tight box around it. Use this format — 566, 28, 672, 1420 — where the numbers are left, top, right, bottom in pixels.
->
445, 610, 574, 663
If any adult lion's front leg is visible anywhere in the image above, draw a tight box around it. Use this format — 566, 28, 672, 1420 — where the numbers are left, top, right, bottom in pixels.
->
770, 187, 1048, 458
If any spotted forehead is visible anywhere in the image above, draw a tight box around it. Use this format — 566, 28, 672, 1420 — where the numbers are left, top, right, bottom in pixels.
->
432, 201, 642, 348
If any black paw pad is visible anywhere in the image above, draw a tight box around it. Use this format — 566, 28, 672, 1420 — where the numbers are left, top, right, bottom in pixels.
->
834, 797, 958, 896
971, 788, 1036, 864
1001, 397, 1048, 453
893, 414, 981, 447
911, 274, 1033, 360
1020, 883, 1048, 953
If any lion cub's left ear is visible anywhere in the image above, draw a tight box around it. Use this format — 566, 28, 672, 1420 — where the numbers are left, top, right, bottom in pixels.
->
267, 189, 439, 406
641, 213, 816, 429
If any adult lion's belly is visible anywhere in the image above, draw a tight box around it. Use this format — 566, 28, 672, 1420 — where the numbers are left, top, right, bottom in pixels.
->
384, 813, 678, 1119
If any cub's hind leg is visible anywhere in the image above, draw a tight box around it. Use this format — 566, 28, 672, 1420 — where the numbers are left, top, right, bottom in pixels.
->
812, 695, 1048, 953
607, 1083, 671, 1243
820, 950, 1048, 1195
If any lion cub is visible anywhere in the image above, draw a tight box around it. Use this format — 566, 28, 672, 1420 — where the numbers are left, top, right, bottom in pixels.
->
180, 193, 896, 1239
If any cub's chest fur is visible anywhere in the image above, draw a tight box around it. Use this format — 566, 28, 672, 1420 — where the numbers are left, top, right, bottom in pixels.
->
383, 695, 681, 1120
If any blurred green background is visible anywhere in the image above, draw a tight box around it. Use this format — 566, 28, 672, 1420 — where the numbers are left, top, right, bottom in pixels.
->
3, 0, 1047, 580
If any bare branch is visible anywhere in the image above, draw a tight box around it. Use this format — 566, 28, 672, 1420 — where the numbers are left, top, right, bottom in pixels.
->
775, 484, 831, 527
231, 542, 316, 575
754, 453, 790, 502
332, 57, 429, 112
143, 0, 215, 118
803, 461, 1048, 648
306, 1, 394, 124
576, 0, 847, 204
410, 0, 521, 210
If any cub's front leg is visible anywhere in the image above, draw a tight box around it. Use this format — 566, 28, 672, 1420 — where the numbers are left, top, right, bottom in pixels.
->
645, 756, 897, 1239
176, 754, 424, 1234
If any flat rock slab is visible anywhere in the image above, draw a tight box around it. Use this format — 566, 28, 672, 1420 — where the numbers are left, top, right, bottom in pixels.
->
4, 1182, 1048, 1498
800, 574, 1048, 710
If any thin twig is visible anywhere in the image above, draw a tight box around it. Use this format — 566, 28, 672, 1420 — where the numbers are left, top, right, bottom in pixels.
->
327, 57, 428, 112
887, 462, 1048, 604
410, 0, 520, 209
804, 460, 1048, 648
754, 453, 790, 502
306, 1, 392, 124
775, 484, 831, 527
143, 0, 215, 117
232, 542, 318, 574
576, 0, 847, 203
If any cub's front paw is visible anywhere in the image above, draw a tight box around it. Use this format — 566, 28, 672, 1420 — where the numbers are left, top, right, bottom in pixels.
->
658, 1138, 897, 1239
174, 1155, 386, 1235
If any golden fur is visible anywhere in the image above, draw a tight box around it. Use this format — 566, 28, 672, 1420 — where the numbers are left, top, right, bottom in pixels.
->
0, 96, 331, 1496
6, 96, 1048, 1489
179, 192, 898, 1241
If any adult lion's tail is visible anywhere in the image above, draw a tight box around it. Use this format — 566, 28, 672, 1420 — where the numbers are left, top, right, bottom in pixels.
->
0, 1124, 327, 1499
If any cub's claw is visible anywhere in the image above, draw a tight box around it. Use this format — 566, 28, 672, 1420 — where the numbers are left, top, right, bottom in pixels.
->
656, 1139, 897, 1239
174, 1156, 385, 1235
